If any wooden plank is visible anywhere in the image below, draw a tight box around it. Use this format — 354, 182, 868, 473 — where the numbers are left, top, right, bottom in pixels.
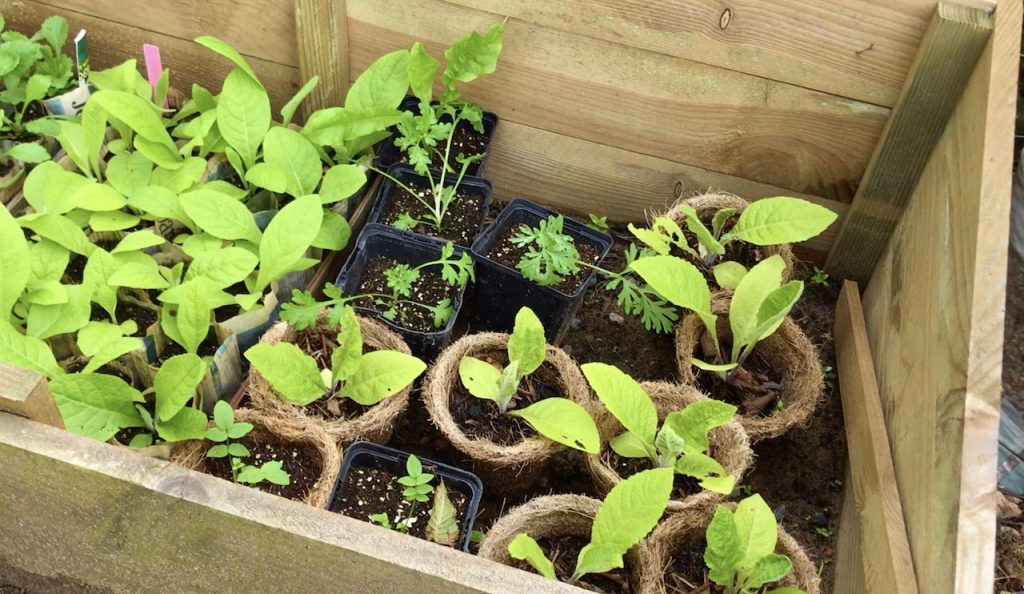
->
833, 469, 867, 594
443, 0, 940, 108
293, 0, 349, 120
833, 281, 919, 594
347, 0, 889, 203
824, 4, 994, 281
859, 1, 1021, 591
0, 412, 583, 593
0, 365, 63, 429
480, 121, 847, 257
5, 1, 301, 111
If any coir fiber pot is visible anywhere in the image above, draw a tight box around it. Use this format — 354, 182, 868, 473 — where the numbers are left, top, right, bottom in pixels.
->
587, 381, 752, 514
663, 192, 796, 282
374, 96, 500, 178
469, 198, 613, 343
478, 494, 653, 591
423, 331, 593, 496
334, 224, 470, 359
245, 312, 414, 446
171, 407, 341, 508
367, 162, 493, 248
328, 441, 483, 552
675, 293, 823, 442
638, 501, 821, 594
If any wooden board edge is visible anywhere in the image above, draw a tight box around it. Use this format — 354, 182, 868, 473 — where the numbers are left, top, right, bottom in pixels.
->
293, 0, 350, 121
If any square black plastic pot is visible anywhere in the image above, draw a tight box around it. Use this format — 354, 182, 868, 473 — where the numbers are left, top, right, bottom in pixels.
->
366, 163, 493, 249
469, 198, 613, 343
328, 441, 484, 552
334, 224, 470, 359
374, 96, 499, 178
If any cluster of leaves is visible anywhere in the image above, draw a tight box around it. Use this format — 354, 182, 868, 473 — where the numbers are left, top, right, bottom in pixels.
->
206, 401, 290, 486
512, 215, 581, 288
458, 307, 598, 453
368, 455, 460, 546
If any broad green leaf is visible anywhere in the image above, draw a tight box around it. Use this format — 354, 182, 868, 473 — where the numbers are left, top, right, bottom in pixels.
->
663, 400, 737, 456
630, 255, 711, 316
0, 323, 62, 378
90, 90, 176, 148
677, 205, 724, 255
105, 152, 153, 197
713, 261, 748, 291
244, 163, 289, 193
655, 423, 686, 461
155, 406, 208, 442
581, 363, 657, 447
21, 213, 93, 255
78, 321, 132, 356
22, 161, 86, 214
459, 356, 501, 400
753, 281, 803, 342
725, 197, 838, 246
442, 25, 504, 89
507, 307, 546, 377
508, 534, 556, 580
408, 43, 439, 102
82, 248, 118, 317
343, 350, 426, 406
81, 337, 142, 374
262, 126, 322, 197
186, 247, 259, 288
26, 285, 91, 339
180, 188, 262, 244
80, 100, 107, 177
128, 433, 154, 448
281, 75, 319, 126
245, 342, 326, 406
330, 306, 362, 384
89, 210, 141, 232
127, 185, 194, 228
729, 256, 786, 361
609, 430, 652, 459
345, 49, 410, 111
23, 281, 68, 306
712, 208, 738, 238
255, 194, 322, 292
154, 353, 207, 421
0, 207, 29, 319
574, 544, 627, 581
509, 397, 599, 453
691, 358, 738, 373
7, 142, 49, 163
705, 505, 742, 586
312, 211, 352, 251
675, 451, 734, 494
112, 230, 165, 254
29, 240, 69, 283
425, 481, 459, 546
150, 157, 207, 193
217, 68, 271, 168
213, 399, 234, 429
49, 373, 145, 441
259, 460, 290, 485
318, 165, 366, 204
108, 262, 170, 290
627, 223, 672, 256
179, 233, 225, 260
746, 554, 793, 590
195, 36, 260, 82
302, 107, 402, 146
175, 279, 211, 354
54, 120, 90, 174
733, 494, 779, 569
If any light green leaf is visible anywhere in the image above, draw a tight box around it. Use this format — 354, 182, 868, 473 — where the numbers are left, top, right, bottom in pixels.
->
675, 451, 734, 494
21, 213, 93, 255
408, 43, 439, 102
255, 194, 322, 292
89, 210, 141, 232
26, 284, 91, 339
459, 356, 501, 401
281, 75, 319, 126
77, 321, 128, 355
217, 68, 271, 168
426, 481, 460, 546
574, 544, 626, 581
155, 406, 208, 442
7, 142, 50, 163
628, 223, 672, 256
81, 337, 142, 374
112, 230, 165, 254
713, 261, 748, 291
22, 161, 86, 214
630, 255, 711, 315
507, 307, 546, 377
345, 49, 410, 111
195, 36, 260, 82
677, 205, 725, 255
330, 306, 362, 384
581, 362, 657, 448
105, 152, 153, 197
510, 397, 599, 453
23, 281, 68, 306
0, 323, 62, 378
0, 207, 30, 319
318, 164, 366, 204
691, 358, 738, 373
49, 373, 145, 441
729, 255, 786, 361
765, 588, 806, 594
108, 262, 169, 290
213, 399, 234, 429
154, 353, 207, 421
655, 423, 686, 461
712, 208, 737, 238
29, 240, 69, 284
734, 494, 779, 569
303, 107, 402, 146
664, 400, 737, 456
343, 350, 426, 406
244, 162, 290, 193
90, 90, 176, 148
150, 157, 207, 193
609, 431, 652, 459
180, 188, 262, 244
185, 247, 259, 288
705, 505, 742, 586
753, 281, 803, 342
127, 185, 194, 228
725, 197, 838, 246
311, 211, 352, 251
746, 554, 793, 590
442, 25, 504, 89
508, 534, 556, 580
175, 279, 211, 354
245, 342, 326, 406
262, 126, 322, 197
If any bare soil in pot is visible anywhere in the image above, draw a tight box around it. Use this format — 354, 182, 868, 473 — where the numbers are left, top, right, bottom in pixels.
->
694, 348, 785, 417
351, 255, 459, 333
154, 336, 220, 365
486, 226, 602, 295
378, 178, 487, 247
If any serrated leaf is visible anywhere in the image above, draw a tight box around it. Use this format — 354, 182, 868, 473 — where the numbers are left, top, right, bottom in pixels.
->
442, 25, 503, 89
245, 342, 326, 405
507, 307, 546, 377
154, 353, 206, 421
510, 398, 599, 453
342, 350, 426, 406
746, 553, 793, 589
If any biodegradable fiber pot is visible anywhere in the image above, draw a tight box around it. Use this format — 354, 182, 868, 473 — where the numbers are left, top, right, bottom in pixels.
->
328, 441, 484, 552
245, 313, 414, 446
424, 331, 593, 496
639, 502, 821, 594
335, 224, 470, 359
587, 381, 752, 514
469, 198, 613, 343
675, 293, 823, 442
170, 407, 342, 508
367, 162, 493, 248
478, 494, 653, 592
664, 192, 796, 282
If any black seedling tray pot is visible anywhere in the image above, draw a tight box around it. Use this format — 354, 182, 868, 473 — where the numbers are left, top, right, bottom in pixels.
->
334, 224, 470, 359
374, 96, 499, 178
366, 162, 494, 249
470, 198, 613, 343
328, 441, 484, 552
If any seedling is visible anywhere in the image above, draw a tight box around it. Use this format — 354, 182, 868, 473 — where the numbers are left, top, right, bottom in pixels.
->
631, 254, 803, 383
809, 267, 829, 287
367, 455, 461, 545
704, 494, 806, 594
246, 304, 426, 408
581, 362, 737, 493
586, 214, 609, 233
128, 352, 210, 448
629, 197, 837, 270
509, 467, 674, 583
205, 401, 291, 487
458, 307, 599, 453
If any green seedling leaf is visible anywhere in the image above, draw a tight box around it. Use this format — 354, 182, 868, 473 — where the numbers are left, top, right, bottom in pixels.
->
509, 397, 599, 453
508, 534, 556, 580
26, 284, 91, 339
29, 240, 70, 284
441, 25, 504, 90
724, 197, 838, 246
330, 306, 362, 384
186, 247, 259, 288
246, 342, 326, 405
746, 554, 793, 589
7, 142, 50, 163
733, 494, 779, 568
175, 278, 212, 354
691, 358, 738, 373
112, 230, 165, 254
608, 430, 652, 459
663, 400, 737, 456
312, 211, 351, 251
105, 151, 153, 197
753, 281, 803, 342
281, 76, 319, 126
675, 451, 734, 494
729, 255, 788, 361
630, 255, 711, 317
408, 43, 439, 102
0, 207, 29, 319
342, 350, 426, 406
154, 353, 207, 421
195, 36, 260, 82
49, 373, 145, 441
0, 322, 62, 378
426, 481, 459, 546
21, 213, 94, 255
706, 505, 742, 584
180, 188, 262, 244
677, 205, 725, 255
459, 356, 502, 400
345, 49, 410, 112
244, 162, 289, 193
507, 307, 546, 377
255, 194, 323, 293
213, 399, 235, 429
155, 406, 208, 442
89, 211, 142, 232
262, 126, 322, 197
107, 262, 170, 290
713, 261, 748, 291
319, 164, 367, 204
217, 68, 271, 168
22, 161, 86, 214
581, 362, 657, 449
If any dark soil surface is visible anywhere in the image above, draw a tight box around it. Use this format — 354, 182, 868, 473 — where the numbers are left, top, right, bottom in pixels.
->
449, 351, 564, 446
204, 428, 324, 502
154, 337, 219, 365
393, 119, 487, 176
331, 464, 468, 544
562, 228, 678, 382
604, 451, 700, 500
695, 349, 785, 418
516, 534, 631, 593
88, 300, 157, 337
353, 255, 461, 333
292, 327, 373, 421
675, 212, 766, 283
663, 537, 721, 594
214, 282, 248, 322
999, 249, 1024, 592
379, 177, 487, 246
487, 225, 601, 295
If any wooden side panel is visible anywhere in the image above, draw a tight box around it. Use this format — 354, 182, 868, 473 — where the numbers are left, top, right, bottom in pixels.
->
860, 1, 1021, 592
293, 0, 349, 119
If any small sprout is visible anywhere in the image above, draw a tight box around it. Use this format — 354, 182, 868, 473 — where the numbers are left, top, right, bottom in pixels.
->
586, 213, 609, 232
206, 401, 290, 487
809, 266, 830, 287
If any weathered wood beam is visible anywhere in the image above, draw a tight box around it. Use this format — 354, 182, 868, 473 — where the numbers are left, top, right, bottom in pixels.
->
293, 0, 350, 120
0, 364, 63, 429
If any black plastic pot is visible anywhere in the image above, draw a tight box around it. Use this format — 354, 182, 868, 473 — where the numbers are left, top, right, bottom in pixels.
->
328, 441, 484, 551
334, 224, 470, 359
470, 198, 613, 343
374, 96, 499, 178
366, 163, 493, 248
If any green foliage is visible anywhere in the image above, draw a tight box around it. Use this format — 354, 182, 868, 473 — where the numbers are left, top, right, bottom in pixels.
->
596, 243, 678, 334
581, 362, 737, 493
510, 468, 674, 584
809, 267, 829, 287
586, 214, 609, 233
426, 480, 459, 546
48, 372, 145, 441
206, 400, 290, 487
399, 454, 435, 503
511, 215, 581, 287
704, 494, 805, 594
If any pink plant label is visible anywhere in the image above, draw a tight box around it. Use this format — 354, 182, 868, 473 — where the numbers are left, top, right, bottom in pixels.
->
143, 44, 165, 107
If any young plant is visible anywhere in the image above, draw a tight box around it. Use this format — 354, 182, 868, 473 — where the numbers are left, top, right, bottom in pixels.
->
206, 400, 291, 487
245, 305, 427, 408
368, 454, 434, 534
586, 214, 609, 233
809, 267, 829, 287
458, 307, 599, 453
581, 362, 737, 493
629, 197, 837, 269
631, 254, 803, 382
509, 467, 673, 583
704, 494, 806, 594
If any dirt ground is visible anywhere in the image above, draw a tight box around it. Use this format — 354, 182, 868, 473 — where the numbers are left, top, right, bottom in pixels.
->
998, 249, 1024, 593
